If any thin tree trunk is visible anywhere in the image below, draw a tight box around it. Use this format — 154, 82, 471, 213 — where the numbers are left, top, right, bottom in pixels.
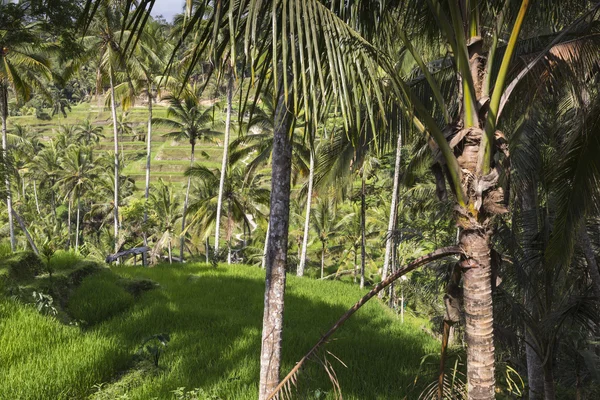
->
353, 248, 358, 284
321, 243, 325, 280
522, 182, 545, 400
109, 67, 120, 254
0, 86, 15, 252
206, 237, 209, 264
67, 197, 72, 249
460, 229, 496, 400
261, 221, 269, 269
168, 240, 172, 264
381, 131, 402, 286
227, 198, 232, 265
33, 181, 41, 215
75, 194, 81, 251
297, 151, 314, 276
258, 80, 294, 400
215, 70, 234, 255
180, 143, 195, 262
360, 173, 366, 289
11, 209, 38, 255
544, 362, 555, 400
143, 81, 153, 266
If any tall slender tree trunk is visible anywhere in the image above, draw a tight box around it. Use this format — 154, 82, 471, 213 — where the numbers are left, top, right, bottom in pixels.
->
67, 197, 72, 249
11, 210, 38, 254
227, 198, 232, 265
261, 221, 269, 269
360, 173, 366, 289
381, 131, 402, 285
544, 362, 556, 400
0, 86, 15, 252
215, 70, 234, 256
180, 143, 195, 262
33, 181, 41, 216
521, 184, 545, 400
168, 240, 172, 264
75, 194, 81, 251
297, 151, 314, 276
460, 229, 496, 400
320, 242, 325, 279
258, 80, 294, 400
109, 68, 120, 254
143, 81, 153, 266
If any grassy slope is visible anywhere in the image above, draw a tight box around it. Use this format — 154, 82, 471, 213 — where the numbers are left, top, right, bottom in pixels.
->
1, 263, 439, 400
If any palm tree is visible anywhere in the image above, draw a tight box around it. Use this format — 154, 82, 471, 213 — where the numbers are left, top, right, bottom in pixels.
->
153, 88, 221, 262
148, 179, 181, 264
0, 16, 51, 252
56, 145, 98, 251
311, 195, 348, 279
97, 1, 600, 398
83, 3, 133, 254
186, 161, 270, 264
75, 120, 105, 144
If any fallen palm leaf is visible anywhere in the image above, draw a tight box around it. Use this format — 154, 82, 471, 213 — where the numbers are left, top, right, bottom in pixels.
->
267, 246, 462, 400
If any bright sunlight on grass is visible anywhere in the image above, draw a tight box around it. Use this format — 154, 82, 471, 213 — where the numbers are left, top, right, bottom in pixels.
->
1, 262, 439, 400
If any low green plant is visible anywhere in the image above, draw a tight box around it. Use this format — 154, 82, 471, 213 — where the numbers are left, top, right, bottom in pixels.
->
32, 291, 58, 316
136, 333, 170, 367
67, 272, 134, 326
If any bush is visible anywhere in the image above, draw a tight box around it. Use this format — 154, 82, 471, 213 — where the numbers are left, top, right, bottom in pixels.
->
0, 251, 44, 283
48, 250, 82, 272
67, 272, 134, 326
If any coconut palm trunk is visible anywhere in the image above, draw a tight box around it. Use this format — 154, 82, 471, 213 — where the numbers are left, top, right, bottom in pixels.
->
33, 181, 41, 216
297, 151, 314, 276
0, 86, 15, 252
320, 242, 325, 279
258, 82, 294, 400
143, 81, 153, 266
521, 183, 544, 399
109, 67, 120, 254
67, 197, 72, 249
360, 172, 366, 289
381, 130, 402, 283
180, 143, 195, 262
215, 70, 234, 256
75, 194, 81, 251
459, 229, 495, 399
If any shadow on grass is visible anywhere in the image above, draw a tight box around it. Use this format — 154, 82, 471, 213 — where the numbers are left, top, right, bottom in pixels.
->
92, 264, 437, 399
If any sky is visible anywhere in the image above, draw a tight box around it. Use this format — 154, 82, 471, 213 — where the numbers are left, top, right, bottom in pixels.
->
151, 0, 186, 22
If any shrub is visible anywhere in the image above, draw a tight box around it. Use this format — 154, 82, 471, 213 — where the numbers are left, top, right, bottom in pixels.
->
67, 272, 134, 326
49, 250, 82, 272
0, 251, 44, 283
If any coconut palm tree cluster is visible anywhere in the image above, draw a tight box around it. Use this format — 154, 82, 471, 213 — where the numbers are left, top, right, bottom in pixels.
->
2, 0, 600, 399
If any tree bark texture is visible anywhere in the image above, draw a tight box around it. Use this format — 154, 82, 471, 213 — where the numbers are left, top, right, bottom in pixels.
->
460, 229, 495, 400
297, 151, 314, 276
258, 84, 294, 400
215, 70, 234, 256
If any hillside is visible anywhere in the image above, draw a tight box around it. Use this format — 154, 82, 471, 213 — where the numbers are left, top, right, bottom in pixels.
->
0, 253, 442, 400
8, 102, 228, 188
